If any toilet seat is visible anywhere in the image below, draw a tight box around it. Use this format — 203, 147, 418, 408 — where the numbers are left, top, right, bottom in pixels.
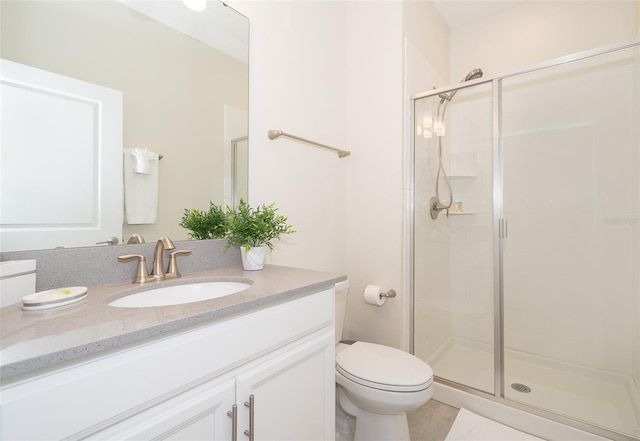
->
336, 341, 433, 392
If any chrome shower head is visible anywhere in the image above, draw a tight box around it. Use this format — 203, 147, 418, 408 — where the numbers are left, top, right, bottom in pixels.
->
439, 68, 484, 103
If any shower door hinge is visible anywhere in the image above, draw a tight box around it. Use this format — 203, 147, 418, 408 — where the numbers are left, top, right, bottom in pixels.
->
499, 218, 508, 238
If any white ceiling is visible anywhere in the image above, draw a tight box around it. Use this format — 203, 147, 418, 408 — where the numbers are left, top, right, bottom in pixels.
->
432, 0, 526, 29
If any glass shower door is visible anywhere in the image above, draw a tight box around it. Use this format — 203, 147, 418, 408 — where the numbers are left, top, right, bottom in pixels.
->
413, 82, 495, 394
500, 46, 640, 438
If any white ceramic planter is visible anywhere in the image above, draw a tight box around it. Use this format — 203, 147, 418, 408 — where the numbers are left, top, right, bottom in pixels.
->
240, 246, 267, 271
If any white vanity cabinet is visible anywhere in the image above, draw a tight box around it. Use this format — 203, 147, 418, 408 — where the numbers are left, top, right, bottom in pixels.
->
235, 332, 333, 441
93, 376, 237, 440
0, 288, 335, 441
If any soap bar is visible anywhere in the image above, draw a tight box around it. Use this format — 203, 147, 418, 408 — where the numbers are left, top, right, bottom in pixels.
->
22, 286, 88, 310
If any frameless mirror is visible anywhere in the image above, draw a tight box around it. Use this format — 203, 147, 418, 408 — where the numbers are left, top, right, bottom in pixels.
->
0, 0, 248, 252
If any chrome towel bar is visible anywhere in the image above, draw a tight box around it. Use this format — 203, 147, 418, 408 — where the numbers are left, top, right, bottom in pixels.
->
267, 130, 350, 158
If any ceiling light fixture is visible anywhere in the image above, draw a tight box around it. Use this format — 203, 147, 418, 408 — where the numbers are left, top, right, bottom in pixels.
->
183, 0, 206, 12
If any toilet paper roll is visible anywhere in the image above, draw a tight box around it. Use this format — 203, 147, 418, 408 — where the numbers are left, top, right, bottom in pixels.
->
363, 285, 385, 306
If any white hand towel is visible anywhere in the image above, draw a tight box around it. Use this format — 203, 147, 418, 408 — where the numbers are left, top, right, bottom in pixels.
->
131, 148, 155, 174
123, 149, 159, 224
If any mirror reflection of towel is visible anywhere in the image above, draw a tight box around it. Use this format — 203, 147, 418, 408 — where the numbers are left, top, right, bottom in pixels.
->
123, 149, 159, 224
131, 148, 155, 174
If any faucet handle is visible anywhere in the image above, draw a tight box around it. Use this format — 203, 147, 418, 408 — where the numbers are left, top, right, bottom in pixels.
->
118, 254, 153, 284
166, 250, 191, 279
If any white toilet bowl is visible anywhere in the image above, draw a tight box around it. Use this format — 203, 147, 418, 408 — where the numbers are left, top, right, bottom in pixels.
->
334, 280, 434, 441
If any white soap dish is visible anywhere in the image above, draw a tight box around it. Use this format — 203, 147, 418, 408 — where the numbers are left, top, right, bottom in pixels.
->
22, 286, 88, 311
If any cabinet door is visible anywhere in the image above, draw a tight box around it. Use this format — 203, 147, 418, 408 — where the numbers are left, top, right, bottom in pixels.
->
90, 378, 235, 441
236, 332, 335, 441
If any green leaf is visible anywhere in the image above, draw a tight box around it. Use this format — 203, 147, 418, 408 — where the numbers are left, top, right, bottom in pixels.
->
180, 199, 295, 250
179, 202, 228, 240
225, 199, 295, 250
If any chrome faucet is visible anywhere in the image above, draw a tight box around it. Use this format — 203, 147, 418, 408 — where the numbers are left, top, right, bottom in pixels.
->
151, 237, 175, 280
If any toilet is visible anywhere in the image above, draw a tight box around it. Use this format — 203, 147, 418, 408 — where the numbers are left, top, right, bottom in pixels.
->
334, 280, 434, 441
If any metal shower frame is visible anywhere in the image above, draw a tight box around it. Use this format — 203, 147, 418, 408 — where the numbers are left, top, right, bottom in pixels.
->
408, 38, 640, 441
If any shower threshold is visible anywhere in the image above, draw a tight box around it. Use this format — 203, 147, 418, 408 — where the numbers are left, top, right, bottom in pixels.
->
426, 337, 640, 439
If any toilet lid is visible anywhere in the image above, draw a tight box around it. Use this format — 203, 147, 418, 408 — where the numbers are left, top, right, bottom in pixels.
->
336, 341, 433, 392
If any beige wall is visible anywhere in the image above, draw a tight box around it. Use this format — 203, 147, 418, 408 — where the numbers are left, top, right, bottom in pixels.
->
1, 1, 247, 243
341, 0, 452, 351
343, 0, 404, 348
227, 0, 348, 275
450, 0, 638, 79
403, 0, 450, 87
228, 0, 451, 351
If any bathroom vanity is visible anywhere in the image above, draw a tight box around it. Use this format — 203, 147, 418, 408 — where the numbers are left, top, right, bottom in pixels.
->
0, 265, 343, 440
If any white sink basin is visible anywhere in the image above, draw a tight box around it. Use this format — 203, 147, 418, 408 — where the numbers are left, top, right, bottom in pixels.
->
108, 280, 251, 308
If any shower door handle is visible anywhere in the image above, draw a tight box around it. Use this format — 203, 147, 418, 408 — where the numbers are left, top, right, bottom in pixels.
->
499, 218, 508, 238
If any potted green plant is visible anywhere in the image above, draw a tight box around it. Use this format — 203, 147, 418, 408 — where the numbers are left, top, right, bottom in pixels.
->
179, 202, 227, 240
226, 199, 295, 270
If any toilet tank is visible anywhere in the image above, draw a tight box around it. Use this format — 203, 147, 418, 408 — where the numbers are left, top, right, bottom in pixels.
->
335, 280, 349, 345
0, 260, 36, 307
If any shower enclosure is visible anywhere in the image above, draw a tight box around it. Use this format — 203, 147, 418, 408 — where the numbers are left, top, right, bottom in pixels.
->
411, 41, 640, 441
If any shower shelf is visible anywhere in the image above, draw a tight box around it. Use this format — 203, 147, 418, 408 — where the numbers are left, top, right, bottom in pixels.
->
446, 175, 476, 216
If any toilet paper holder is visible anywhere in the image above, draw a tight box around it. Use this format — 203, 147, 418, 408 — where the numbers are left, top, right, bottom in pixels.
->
363, 285, 397, 306
380, 289, 396, 299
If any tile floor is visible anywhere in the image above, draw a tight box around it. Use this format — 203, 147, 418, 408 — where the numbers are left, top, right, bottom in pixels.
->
407, 399, 460, 441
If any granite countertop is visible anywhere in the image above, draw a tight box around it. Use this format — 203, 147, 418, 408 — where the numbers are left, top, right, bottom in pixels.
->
0, 264, 345, 380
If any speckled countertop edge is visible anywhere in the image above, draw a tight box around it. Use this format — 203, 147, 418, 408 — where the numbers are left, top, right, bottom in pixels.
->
0, 265, 346, 380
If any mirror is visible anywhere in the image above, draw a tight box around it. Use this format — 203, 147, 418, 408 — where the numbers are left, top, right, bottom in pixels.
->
0, 0, 248, 252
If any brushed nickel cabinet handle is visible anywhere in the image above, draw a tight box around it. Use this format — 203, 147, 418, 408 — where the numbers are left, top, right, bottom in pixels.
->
227, 404, 237, 441
243, 395, 254, 440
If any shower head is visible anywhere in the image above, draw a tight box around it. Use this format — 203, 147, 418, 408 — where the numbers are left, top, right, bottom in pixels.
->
464, 68, 483, 82
439, 68, 484, 103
